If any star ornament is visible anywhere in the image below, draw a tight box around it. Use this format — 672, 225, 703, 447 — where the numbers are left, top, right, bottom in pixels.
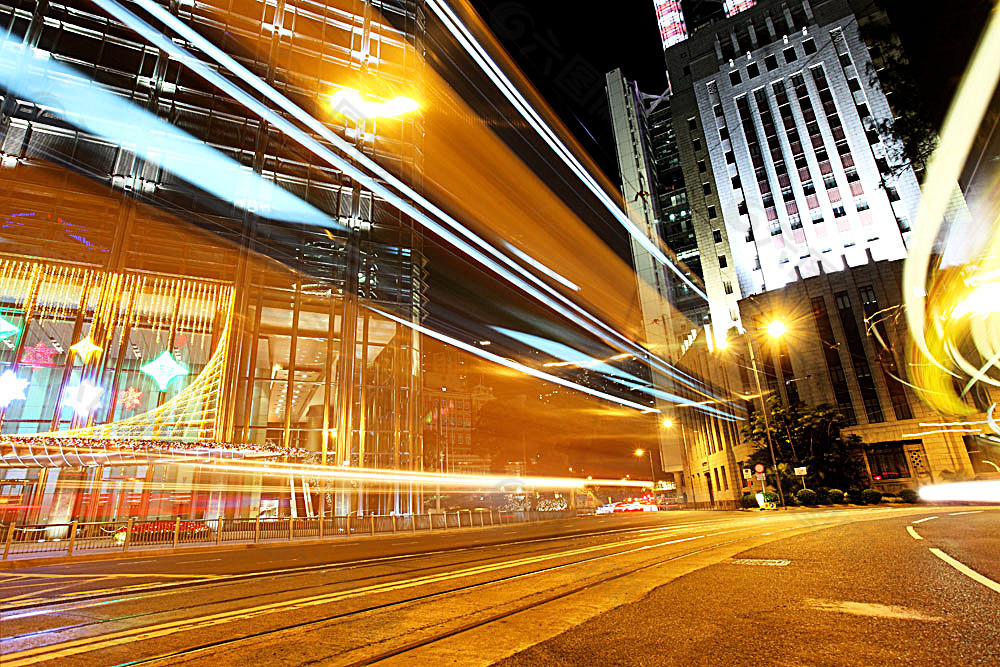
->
119, 386, 143, 411
22, 341, 57, 367
63, 380, 104, 416
0, 315, 19, 341
70, 336, 102, 361
0, 370, 28, 408
140, 351, 189, 391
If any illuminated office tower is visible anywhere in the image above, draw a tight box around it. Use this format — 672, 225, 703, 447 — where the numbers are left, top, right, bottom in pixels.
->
613, 0, 953, 343
0, 0, 427, 519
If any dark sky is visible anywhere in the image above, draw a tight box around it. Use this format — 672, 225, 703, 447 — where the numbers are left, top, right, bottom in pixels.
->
467, 0, 994, 183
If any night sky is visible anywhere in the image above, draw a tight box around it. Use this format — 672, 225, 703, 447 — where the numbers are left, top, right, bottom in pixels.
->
467, 0, 993, 184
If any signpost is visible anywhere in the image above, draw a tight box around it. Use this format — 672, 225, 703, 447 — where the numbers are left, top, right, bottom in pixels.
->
794, 466, 808, 490
742, 468, 752, 479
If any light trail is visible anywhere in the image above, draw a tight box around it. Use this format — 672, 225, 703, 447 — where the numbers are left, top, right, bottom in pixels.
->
369, 306, 657, 413
918, 481, 1000, 503
174, 458, 652, 490
122, 0, 713, 409
0, 35, 334, 229
425, 0, 709, 301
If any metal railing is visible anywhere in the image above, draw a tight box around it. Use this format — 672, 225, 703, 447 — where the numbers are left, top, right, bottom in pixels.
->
0, 509, 576, 560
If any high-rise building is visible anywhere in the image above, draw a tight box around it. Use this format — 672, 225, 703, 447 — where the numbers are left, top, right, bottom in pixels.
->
609, 0, 954, 343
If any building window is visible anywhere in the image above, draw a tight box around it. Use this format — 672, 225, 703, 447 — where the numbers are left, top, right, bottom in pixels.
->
747, 62, 760, 79
718, 254, 728, 268
770, 219, 782, 236
693, 138, 702, 152
855, 198, 869, 212
683, 64, 691, 77
832, 205, 846, 218
866, 443, 910, 480
859, 284, 877, 305
720, 127, 730, 141
725, 150, 736, 164
789, 213, 802, 229
730, 70, 742, 86
713, 229, 723, 243
856, 103, 871, 119
703, 182, 712, 195
839, 52, 852, 67
823, 174, 838, 190
688, 117, 697, 130
709, 206, 718, 219
803, 38, 816, 54
765, 54, 778, 71
714, 104, 724, 118
698, 159, 707, 173
732, 175, 742, 189
784, 47, 797, 63
724, 280, 734, 294
848, 78, 861, 92
811, 209, 824, 223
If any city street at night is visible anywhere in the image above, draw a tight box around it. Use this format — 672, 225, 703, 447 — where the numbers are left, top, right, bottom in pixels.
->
1, 0, 999, 663
2, 507, 997, 665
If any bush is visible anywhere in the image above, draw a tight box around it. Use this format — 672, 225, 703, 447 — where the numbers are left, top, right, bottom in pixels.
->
815, 487, 831, 504
796, 488, 819, 506
861, 489, 883, 505
826, 488, 846, 504
739, 493, 759, 509
899, 488, 920, 504
762, 491, 779, 504
847, 488, 866, 504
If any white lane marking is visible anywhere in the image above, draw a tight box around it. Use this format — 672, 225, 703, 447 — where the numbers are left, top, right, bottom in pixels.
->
912, 516, 938, 524
948, 510, 983, 516
906, 526, 923, 540
805, 599, 942, 621
929, 548, 1000, 594
181, 559, 222, 564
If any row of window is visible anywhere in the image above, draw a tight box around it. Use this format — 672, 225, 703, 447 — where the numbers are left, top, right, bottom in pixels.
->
727, 38, 817, 87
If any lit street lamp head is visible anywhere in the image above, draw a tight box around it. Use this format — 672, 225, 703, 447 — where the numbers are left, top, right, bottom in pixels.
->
634, 448, 644, 457
766, 319, 787, 339
662, 418, 673, 428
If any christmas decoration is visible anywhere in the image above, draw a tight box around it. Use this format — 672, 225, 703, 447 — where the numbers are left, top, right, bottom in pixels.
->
119, 386, 143, 411
0, 370, 28, 408
21, 341, 58, 367
0, 314, 19, 341
63, 380, 104, 416
140, 351, 189, 391
69, 336, 102, 361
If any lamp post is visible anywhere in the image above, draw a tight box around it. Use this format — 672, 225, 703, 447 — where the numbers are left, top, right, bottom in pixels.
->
719, 316, 788, 509
634, 448, 657, 489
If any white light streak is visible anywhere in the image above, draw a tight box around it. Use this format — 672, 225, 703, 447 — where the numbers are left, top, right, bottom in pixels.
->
425, 0, 708, 301
919, 480, 1000, 503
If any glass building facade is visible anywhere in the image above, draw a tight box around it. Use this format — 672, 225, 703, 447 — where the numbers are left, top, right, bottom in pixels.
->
0, 0, 429, 521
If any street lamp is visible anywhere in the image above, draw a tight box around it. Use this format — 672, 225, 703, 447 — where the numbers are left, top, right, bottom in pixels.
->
722, 316, 788, 508
634, 448, 656, 488
747, 320, 787, 508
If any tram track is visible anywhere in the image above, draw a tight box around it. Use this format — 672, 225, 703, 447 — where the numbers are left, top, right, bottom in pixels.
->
1, 518, 725, 617
2, 512, 866, 666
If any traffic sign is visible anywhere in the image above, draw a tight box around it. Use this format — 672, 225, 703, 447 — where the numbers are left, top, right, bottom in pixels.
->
755, 472, 766, 481
754, 463, 765, 474
742, 467, 752, 479
794, 466, 808, 476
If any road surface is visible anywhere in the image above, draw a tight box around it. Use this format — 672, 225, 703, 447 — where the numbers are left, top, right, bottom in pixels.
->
1, 507, 996, 665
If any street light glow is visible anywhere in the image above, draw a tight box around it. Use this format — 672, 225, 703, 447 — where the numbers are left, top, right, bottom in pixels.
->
634, 448, 644, 457
766, 320, 787, 339
662, 418, 673, 428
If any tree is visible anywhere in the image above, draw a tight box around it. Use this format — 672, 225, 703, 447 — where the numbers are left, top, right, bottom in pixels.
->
860, 22, 938, 177
740, 397, 868, 491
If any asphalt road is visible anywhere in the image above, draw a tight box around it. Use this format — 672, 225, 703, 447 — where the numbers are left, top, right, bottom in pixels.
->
0, 506, 995, 666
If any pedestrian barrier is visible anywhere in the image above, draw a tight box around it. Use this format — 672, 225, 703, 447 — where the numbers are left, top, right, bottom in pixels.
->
0, 509, 577, 560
